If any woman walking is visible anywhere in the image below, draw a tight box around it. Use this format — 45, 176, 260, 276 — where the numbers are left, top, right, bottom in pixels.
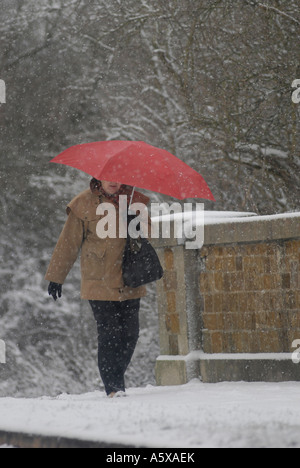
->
45, 179, 150, 398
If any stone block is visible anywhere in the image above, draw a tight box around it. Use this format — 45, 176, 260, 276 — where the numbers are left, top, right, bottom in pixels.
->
155, 359, 188, 386
164, 248, 174, 271
163, 271, 177, 291
166, 291, 176, 313
166, 314, 180, 334
200, 355, 300, 383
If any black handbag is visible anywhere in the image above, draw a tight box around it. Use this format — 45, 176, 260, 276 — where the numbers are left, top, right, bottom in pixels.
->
122, 214, 164, 288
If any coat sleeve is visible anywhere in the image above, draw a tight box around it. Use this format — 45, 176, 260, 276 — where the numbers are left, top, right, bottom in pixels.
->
44, 210, 84, 285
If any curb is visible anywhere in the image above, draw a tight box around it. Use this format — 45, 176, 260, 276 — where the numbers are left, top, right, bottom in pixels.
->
0, 430, 136, 449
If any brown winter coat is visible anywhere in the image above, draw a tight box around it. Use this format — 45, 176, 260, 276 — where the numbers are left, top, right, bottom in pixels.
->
45, 187, 150, 301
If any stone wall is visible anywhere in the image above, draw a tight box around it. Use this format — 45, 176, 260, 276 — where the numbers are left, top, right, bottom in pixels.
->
153, 213, 300, 385
200, 240, 300, 354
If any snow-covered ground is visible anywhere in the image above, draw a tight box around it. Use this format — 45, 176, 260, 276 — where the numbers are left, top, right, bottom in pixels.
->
1, 379, 300, 448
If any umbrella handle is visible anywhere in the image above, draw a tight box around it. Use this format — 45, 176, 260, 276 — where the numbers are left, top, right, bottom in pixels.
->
129, 186, 136, 211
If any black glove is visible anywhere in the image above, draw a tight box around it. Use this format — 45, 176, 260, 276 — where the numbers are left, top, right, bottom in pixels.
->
48, 282, 62, 301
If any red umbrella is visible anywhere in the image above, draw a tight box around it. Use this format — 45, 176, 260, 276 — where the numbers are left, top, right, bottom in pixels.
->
50, 140, 215, 201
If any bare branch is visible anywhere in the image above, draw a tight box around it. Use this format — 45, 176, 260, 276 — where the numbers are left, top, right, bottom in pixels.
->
245, 0, 300, 26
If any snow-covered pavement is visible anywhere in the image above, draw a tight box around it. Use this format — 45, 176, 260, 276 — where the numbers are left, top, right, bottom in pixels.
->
0, 379, 300, 448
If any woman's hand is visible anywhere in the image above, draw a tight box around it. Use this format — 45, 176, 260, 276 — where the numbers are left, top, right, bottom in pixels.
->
48, 282, 62, 301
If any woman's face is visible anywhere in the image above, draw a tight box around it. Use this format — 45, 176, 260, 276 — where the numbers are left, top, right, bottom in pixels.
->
101, 181, 122, 195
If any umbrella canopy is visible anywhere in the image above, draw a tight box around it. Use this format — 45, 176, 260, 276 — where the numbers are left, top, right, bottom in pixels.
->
50, 140, 215, 201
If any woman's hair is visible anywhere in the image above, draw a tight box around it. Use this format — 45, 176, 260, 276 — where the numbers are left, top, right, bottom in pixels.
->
90, 178, 101, 193
90, 178, 132, 194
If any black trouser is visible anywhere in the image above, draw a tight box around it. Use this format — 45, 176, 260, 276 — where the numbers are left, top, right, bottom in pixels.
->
89, 299, 140, 395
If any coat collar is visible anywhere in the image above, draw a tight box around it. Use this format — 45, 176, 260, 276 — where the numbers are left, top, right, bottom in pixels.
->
66, 188, 150, 221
